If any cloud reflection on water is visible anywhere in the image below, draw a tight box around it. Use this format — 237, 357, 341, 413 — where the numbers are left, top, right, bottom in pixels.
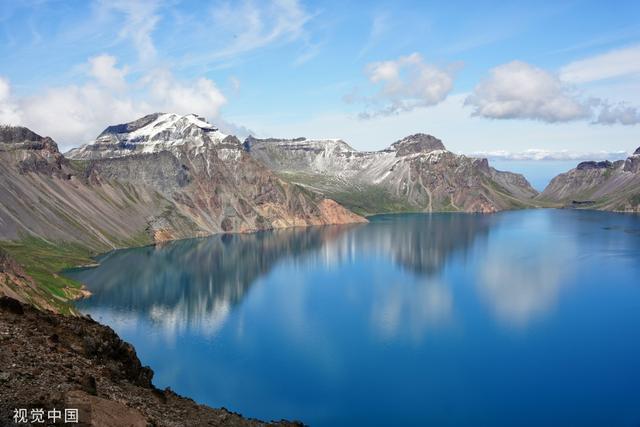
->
69, 211, 630, 342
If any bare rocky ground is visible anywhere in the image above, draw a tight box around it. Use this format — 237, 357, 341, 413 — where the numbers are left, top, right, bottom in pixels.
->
0, 297, 302, 427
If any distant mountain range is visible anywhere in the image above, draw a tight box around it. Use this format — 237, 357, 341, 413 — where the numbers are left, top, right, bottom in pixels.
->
245, 133, 539, 214
539, 148, 640, 212
1, 112, 639, 310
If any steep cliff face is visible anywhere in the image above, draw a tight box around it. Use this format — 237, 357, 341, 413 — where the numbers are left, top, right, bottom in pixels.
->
245, 133, 538, 214
0, 118, 364, 310
1, 117, 364, 248
540, 149, 640, 212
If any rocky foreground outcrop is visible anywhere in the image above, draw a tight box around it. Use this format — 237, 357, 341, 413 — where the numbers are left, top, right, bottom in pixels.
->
0, 296, 300, 426
539, 147, 640, 212
245, 133, 539, 214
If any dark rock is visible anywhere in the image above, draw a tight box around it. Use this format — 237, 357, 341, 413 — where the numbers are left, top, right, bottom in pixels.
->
79, 374, 97, 395
0, 126, 43, 144
473, 158, 491, 173
624, 155, 640, 173
635, 146, 640, 155
0, 296, 24, 315
576, 161, 613, 170
390, 134, 446, 156
221, 217, 234, 232
97, 113, 163, 137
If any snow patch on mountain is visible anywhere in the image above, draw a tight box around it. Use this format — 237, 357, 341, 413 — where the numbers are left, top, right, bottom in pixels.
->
66, 113, 232, 160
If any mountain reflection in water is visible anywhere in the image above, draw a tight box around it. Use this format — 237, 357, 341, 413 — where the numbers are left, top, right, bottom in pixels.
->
68, 210, 640, 427
72, 213, 494, 335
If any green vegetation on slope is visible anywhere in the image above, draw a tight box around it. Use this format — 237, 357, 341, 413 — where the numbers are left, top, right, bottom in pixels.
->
0, 237, 95, 314
277, 171, 416, 216
327, 186, 415, 216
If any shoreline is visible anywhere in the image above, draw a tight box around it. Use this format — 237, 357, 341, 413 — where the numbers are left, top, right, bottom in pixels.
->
0, 296, 303, 426
4, 208, 639, 425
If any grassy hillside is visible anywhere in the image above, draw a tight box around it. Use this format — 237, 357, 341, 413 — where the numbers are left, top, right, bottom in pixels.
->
0, 238, 98, 314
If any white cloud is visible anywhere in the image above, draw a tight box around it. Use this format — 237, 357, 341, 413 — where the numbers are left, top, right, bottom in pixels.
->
357, 11, 390, 59
467, 148, 629, 161
354, 53, 456, 118
99, 0, 161, 63
88, 54, 128, 91
207, 0, 310, 60
19, 83, 142, 147
2, 56, 228, 150
465, 61, 590, 123
229, 76, 241, 92
467, 44, 640, 126
240, 93, 640, 155
0, 77, 22, 124
594, 101, 640, 125
560, 44, 640, 84
145, 70, 226, 118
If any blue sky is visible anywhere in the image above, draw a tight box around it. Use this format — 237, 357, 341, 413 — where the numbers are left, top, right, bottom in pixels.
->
1, 0, 639, 163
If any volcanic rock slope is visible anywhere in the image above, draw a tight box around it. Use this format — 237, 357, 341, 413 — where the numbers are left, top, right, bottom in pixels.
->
539, 147, 640, 212
0, 115, 364, 249
0, 117, 364, 309
245, 133, 539, 214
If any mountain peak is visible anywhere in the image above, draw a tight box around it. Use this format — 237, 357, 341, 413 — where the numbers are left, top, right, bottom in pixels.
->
98, 113, 217, 139
0, 125, 61, 156
634, 146, 640, 156
67, 113, 229, 160
0, 125, 44, 144
97, 113, 164, 138
390, 133, 446, 156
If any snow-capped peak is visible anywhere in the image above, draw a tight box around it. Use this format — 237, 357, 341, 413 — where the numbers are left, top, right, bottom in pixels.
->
99, 113, 224, 143
67, 113, 234, 160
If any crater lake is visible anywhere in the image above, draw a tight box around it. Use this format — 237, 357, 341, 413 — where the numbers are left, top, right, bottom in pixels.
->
67, 209, 640, 427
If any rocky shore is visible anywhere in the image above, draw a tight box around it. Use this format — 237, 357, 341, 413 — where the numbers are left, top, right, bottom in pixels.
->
0, 297, 301, 426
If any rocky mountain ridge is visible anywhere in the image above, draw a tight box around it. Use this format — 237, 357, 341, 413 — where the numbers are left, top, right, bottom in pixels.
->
539, 148, 640, 211
245, 133, 539, 214
0, 116, 365, 310
66, 113, 234, 160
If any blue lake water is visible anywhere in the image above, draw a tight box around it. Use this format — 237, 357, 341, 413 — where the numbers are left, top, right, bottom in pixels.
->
68, 210, 640, 426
